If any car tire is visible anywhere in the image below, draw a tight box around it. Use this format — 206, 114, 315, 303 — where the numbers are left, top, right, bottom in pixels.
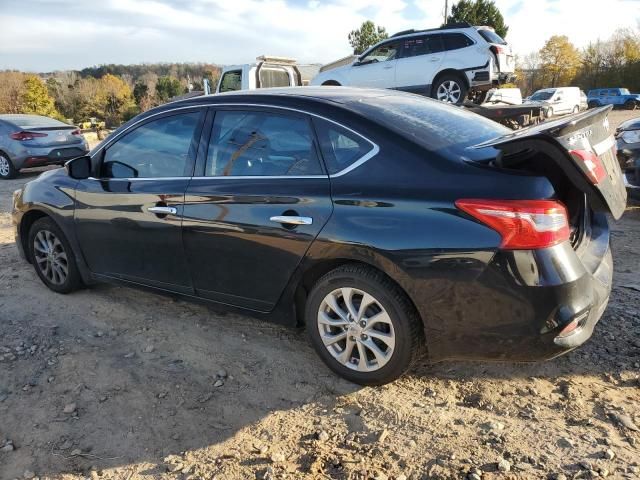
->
305, 264, 424, 385
28, 217, 83, 294
547, 107, 554, 118
0, 152, 17, 180
572, 105, 579, 114
322, 81, 341, 86
431, 74, 468, 104
588, 101, 598, 109
624, 100, 637, 110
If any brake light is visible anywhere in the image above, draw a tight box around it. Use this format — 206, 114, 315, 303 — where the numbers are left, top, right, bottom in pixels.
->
71, 129, 82, 135
10, 131, 48, 141
455, 199, 570, 250
490, 45, 505, 55
569, 149, 606, 184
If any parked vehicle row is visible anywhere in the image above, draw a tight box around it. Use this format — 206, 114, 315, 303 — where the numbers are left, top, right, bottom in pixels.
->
12, 88, 626, 384
0, 114, 89, 179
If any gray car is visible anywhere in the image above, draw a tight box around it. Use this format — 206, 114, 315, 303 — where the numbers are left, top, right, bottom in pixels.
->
0, 114, 89, 179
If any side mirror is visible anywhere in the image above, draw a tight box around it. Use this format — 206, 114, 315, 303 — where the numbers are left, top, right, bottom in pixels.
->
65, 155, 91, 180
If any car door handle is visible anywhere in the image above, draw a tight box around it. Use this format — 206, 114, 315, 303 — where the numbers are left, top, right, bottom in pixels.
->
382, 64, 394, 69
269, 215, 313, 225
429, 57, 441, 62
148, 206, 177, 215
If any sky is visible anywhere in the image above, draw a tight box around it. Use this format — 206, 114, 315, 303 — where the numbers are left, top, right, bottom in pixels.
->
0, 0, 639, 72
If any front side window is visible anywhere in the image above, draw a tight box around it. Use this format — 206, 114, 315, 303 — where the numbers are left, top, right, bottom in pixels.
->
219, 70, 242, 92
259, 67, 291, 88
442, 33, 474, 51
313, 118, 374, 174
609, 90, 619, 96
360, 41, 401, 64
101, 112, 199, 178
401, 35, 444, 58
206, 110, 323, 176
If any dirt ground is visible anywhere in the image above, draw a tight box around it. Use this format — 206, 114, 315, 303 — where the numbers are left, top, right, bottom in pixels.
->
0, 111, 638, 480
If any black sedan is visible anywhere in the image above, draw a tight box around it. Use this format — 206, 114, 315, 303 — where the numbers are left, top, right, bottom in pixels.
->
11, 88, 626, 385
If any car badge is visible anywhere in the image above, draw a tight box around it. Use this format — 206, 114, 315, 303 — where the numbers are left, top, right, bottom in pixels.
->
603, 117, 609, 131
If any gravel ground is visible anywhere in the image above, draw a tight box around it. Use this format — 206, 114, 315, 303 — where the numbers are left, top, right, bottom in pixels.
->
0, 110, 638, 480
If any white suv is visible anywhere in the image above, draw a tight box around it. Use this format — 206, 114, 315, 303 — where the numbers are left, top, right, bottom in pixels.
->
311, 23, 515, 104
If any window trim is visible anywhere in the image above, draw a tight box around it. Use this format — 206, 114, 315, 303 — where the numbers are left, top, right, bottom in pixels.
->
89, 103, 379, 180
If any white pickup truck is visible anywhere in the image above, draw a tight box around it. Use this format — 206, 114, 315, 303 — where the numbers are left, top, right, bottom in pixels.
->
216, 56, 320, 93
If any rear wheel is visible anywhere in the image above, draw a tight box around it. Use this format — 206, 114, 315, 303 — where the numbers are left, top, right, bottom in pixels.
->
305, 264, 424, 385
431, 74, 468, 104
624, 100, 637, 110
321, 81, 341, 86
572, 105, 579, 114
28, 217, 83, 294
0, 153, 17, 180
588, 101, 599, 109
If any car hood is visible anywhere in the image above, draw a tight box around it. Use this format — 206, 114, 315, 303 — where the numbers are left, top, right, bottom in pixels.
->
617, 117, 640, 131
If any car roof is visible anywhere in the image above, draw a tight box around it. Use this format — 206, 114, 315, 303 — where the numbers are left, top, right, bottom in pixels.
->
0, 114, 69, 128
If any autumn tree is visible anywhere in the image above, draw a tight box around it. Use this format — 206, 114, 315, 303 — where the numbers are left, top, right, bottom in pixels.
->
539, 35, 581, 87
95, 74, 135, 125
348, 21, 388, 55
445, 0, 508, 38
21, 75, 59, 117
0, 72, 28, 113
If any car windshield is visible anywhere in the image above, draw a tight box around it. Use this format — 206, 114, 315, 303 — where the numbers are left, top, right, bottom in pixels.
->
477, 29, 507, 45
348, 93, 509, 160
530, 91, 554, 101
620, 88, 630, 95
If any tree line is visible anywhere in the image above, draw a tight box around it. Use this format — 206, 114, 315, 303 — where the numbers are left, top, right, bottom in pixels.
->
0, 63, 221, 127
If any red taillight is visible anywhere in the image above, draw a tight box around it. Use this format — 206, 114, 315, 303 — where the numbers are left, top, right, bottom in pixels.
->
71, 129, 82, 135
490, 45, 504, 55
455, 199, 570, 250
10, 131, 48, 141
569, 149, 606, 184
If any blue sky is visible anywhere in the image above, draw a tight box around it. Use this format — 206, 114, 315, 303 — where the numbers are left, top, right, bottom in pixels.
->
0, 0, 638, 71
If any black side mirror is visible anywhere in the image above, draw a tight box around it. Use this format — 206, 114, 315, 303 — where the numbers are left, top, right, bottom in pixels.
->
65, 155, 92, 180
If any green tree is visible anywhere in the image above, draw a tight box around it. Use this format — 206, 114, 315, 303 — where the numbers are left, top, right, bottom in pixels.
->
21, 75, 58, 117
155, 76, 183, 102
133, 81, 149, 105
539, 35, 581, 87
348, 20, 388, 55
445, 0, 508, 38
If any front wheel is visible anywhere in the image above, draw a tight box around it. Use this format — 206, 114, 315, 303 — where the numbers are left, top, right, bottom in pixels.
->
624, 100, 637, 110
431, 74, 468, 104
0, 153, 17, 180
28, 217, 83, 294
588, 101, 599, 109
305, 264, 424, 385
572, 105, 579, 114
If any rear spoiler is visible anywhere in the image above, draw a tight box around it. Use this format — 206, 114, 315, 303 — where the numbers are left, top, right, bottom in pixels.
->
473, 106, 627, 219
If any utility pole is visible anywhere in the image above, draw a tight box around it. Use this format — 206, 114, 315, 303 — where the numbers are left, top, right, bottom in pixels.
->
444, 0, 448, 25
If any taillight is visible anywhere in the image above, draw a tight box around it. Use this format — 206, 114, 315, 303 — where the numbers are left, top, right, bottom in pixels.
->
490, 45, 504, 55
10, 131, 48, 141
569, 149, 606, 184
71, 129, 82, 135
455, 199, 570, 250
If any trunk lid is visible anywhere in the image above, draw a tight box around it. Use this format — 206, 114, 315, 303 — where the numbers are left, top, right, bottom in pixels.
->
473, 105, 627, 219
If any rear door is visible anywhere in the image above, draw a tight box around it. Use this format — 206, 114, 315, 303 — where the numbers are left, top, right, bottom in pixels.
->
395, 34, 444, 92
347, 40, 401, 88
476, 105, 627, 219
181, 107, 333, 311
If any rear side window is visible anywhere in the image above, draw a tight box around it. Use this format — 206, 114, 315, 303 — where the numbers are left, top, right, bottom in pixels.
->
609, 90, 619, 96
259, 67, 291, 88
401, 35, 444, 58
477, 29, 507, 45
599, 91, 608, 96
219, 70, 242, 92
313, 118, 374, 174
206, 110, 323, 176
442, 33, 474, 51
102, 112, 199, 178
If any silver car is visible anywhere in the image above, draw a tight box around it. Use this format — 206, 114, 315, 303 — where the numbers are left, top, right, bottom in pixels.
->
0, 114, 89, 179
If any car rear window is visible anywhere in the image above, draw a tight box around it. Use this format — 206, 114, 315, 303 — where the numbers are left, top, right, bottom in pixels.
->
477, 29, 507, 45
348, 94, 508, 160
2, 115, 70, 128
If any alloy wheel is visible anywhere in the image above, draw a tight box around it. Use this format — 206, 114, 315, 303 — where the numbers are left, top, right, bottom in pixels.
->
33, 230, 69, 286
436, 80, 462, 103
317, 287, 395, 372
0, 157, 10, 177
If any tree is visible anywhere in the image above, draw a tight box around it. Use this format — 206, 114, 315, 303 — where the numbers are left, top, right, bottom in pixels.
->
348, 20, 388, 55
21, 75, 59, 117
95, 74, 135, 126
155, 76, 183, 102
0, 71, 28, 114
133, 81, 149, 105
539, 35, 581, 87
445, 0, 508, 38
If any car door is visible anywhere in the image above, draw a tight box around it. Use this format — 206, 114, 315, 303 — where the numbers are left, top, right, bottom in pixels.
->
394, 34, 444, 93
181, 107, 333, 311
347, 40, 401, 88
609, 89, 622, 106
74, 108, 205, 294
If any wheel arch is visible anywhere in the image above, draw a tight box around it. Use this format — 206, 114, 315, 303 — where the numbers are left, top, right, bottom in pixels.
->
321, 80, 341, 86
19, 209, 52, 263
430, 69, 470, 96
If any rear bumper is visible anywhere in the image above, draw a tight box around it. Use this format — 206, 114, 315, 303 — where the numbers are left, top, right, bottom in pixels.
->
11, 144, 89, 170
423, 212, 612, 362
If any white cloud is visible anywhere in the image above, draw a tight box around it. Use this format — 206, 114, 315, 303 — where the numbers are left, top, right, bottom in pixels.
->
0, 0, 637, 71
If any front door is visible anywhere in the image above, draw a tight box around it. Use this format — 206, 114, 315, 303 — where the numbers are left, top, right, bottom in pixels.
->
74, 109, 205, 294
182, 107, 333, 311
348, 40, 401, 88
